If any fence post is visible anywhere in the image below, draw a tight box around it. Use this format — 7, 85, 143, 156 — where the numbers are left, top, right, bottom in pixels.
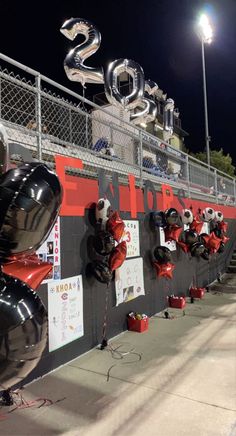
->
185, 155, 190, 197
69, 108, 72, 144
139, 130, 143, 188
35, 74, 42, 161
234, 178, 236, 206
85, 113, 89, 148
214, 169, 218, 203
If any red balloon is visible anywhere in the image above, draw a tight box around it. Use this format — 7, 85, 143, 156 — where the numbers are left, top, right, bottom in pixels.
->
165, 226, 182, 242
177, 240, 189, 253
106, 211, 125, 242
3, 255, 52, 289
153, 262, 175, 279
190, 218, 203, 234
109, 241, 127, 271
207, 232, 222, 254
221, 234, 230, 244
200, 233, 211, 245
218, 221, 228, 233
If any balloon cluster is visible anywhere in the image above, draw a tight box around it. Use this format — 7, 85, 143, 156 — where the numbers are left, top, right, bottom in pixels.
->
0, 161, 62, 390
60, 18, 174, 131
153, 246, 175, 279
91, 198, 127, 285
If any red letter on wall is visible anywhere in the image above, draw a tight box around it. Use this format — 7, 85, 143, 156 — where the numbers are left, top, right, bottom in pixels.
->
55, 155, 84, 216
128, 174, 137, 218
161, 184, 174, 210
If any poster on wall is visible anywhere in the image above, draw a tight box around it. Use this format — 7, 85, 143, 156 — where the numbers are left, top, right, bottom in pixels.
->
122, 220, 140, 258
36, 217, 61, 282
115, 257, 145, 306
159, 227, 176, 251
48, 275, 84, 352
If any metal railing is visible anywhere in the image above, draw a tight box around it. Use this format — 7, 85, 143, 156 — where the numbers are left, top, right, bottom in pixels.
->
0, 52, 235, 206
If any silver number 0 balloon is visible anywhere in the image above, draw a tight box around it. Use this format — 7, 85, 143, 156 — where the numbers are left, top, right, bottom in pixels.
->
60, 18, 104, 86
104, 58, 145, 111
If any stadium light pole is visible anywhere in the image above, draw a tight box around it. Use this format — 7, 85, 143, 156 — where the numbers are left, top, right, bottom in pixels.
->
198, 14, 213, 168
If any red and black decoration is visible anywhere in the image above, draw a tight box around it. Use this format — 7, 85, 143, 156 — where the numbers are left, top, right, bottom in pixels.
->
153, 246, 175, 279
0, 162, 62, 390
90, 200, 127, 285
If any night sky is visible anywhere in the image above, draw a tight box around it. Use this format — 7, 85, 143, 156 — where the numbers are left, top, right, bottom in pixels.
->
0, 0, 236, 162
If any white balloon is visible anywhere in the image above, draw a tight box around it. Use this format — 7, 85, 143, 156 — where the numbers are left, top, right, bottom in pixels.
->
202, 207, 215, 222
215, 211, 224, 222
95, 198, 111, 224
181, 208, 193, 225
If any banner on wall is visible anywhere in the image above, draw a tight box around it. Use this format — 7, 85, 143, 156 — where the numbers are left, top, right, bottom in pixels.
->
36, 217, 61, 282
123, 220, 140, 258
48, 275, 84, 352
115, 257, 145, 306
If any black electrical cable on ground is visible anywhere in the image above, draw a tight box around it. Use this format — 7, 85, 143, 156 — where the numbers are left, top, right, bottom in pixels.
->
100, 284, 110, 350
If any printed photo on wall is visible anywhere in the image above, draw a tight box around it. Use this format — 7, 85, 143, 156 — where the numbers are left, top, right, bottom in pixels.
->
122, 220, 140, 258
48, 275, 84, 352
115, 257, 145, 306
36, 217, 61, 282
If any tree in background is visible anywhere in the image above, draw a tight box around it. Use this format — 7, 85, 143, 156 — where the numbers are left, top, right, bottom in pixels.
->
191, 148, 235, 177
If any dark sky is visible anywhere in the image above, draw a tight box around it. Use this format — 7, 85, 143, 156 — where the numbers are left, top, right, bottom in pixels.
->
0, 0, 236, 162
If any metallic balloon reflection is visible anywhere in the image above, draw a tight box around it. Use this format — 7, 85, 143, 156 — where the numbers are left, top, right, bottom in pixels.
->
0, 123, 9, 175
0, 163, 62, 261
131, 80, 158, 126
60, 17, 104, 86
0, 273, 47, 390
104, 58, 145, 110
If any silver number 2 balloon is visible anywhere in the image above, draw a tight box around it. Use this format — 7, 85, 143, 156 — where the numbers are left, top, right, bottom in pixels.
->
60, 17, 104, 86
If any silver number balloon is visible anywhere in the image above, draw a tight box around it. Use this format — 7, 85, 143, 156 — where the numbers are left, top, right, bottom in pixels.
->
60, 18, 104, 86
131, 80, 158, 125
163, 98, 174, 134
104, 58, 145, 110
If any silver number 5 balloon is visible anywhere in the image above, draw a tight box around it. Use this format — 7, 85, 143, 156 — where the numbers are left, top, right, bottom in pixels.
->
60, 17, 104, 86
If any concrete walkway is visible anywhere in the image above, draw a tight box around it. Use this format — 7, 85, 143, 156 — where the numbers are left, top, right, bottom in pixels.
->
1, 289, 236, 436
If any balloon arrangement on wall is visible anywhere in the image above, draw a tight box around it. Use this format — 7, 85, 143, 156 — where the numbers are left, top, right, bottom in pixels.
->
91, 198, 127, 285
60, 17, 174, 134
151, 205, 230, 279
0, 124, 63, 391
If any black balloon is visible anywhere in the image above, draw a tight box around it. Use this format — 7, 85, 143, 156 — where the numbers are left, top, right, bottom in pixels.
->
93, 231, 115, 255
0, 163, 62, 261
218, 242, 225, 254
92, 261, 113, 284
201, 248, 210, 261
190, 242, 206, 258
214, 227, 223, 239
180, 230, 198, 246
0, 272, 47, 390
153, 246, 172, 264
165, 208, 180, 226
151, 211, 166, 228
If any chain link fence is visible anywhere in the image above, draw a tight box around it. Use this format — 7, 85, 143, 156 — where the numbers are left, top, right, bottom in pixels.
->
0, 53, 235, 204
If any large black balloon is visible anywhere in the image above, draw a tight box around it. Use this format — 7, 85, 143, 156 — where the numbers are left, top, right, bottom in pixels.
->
0, 272, 47, 390
180, 230, 198, 246
153, 246, 172, 264
165, 208, 180, 226
92, 261, 113, 284
190, 242, 206, 258
0, 163, 62, 261
93, 231, 115, 256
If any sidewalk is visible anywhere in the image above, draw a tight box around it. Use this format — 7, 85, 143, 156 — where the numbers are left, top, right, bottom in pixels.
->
1, 290, 236, 436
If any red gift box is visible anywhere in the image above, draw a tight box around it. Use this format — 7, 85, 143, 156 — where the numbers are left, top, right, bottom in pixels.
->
128, 317, 149, 333
189, 287, 205, 299
168, 296, 186, 309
